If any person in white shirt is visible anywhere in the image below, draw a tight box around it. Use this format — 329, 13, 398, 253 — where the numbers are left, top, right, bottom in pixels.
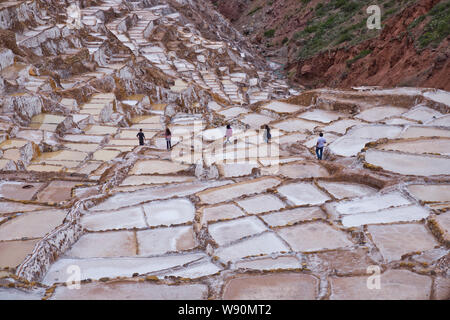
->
316, 133, 326, 160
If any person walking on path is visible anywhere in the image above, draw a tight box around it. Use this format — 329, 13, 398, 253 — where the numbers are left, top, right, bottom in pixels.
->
225, 124, 232, 144
316, 132, 326, 160
263, 125, 271, 143
165, 128, 172, 150
137, 129, 145, 146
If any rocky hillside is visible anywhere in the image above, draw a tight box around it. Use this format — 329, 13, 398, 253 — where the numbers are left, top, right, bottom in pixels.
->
211, 0, 450, 90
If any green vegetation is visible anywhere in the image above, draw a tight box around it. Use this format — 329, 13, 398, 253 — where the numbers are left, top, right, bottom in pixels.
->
417, 0, 450, 48
346, 49, 372, 67
292, 0, 421, 60
407, 15, 425, 31
264, 29, 276, 38
247, 6, 262, 16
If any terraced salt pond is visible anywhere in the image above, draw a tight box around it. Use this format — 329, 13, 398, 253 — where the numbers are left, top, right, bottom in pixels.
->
197, 177, 281, 204
355, 107, 407, 122
261, 101, 302, 113
272, 118, 320, 132
277, 182, 330, 206
317, 181, 377, 200
364, 149, 450, 176
298, 109, 343, 123
0, 0, 448, 300
407, 184, 450, 203
42, 253, 209, 285
377, 138, 450, 156
329, 125, 403, 157
326, 192, 432, 227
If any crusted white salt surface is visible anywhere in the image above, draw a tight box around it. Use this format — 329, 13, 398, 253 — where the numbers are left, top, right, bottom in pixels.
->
329, 269, 432, 300
200, 204, 245, 224
423, 89, 450, 106
0, 209, 66, 240
298, 109, 342, 123
317, 181, 377, 199
65, 143, 99, 153
406, 184, 450, 202
80, 207, 147, 231
355, 107, 407, 122
377, 139, 450, 156
367, 224, 438, 262
240, 113, 275, 128
42, 253, 206, 285
341, 205, 429, 228
321, 119, 363, 134
0, 181, 43, 201
272, 118, 320, 132
276, 222, 353, 252
143, 198, 195, 227
278, 133, 308, 145
329, 125, 403, 157
0, 201, 49, 214
0, 239, 40, 269
160, 260, 222, 279
261, 101, 302, 113
261, 207, 325, 227
333, 192, 411, 215
365, 149, 450, 176
277, 182, 330, 206
120, 175, 195, 186
92, 149, 121, 161
383, 118, 417, 125
137, 226, 195, 255
216, 163, 258, 177
0, 287, 44, 300
62, 135, 105, 143
234, 256, 301, 270
15, 130, 43, 144
278, 162, 330, 179
236, 194, 286, 214
426, 114, 450, 127
400, 126, 450, 139
218, 107, 248, 118
208, 216, 268, 246
65, 231, 137, 258
196, 177, 281, 204
201, 127, 225, 141
402, 106, 442, 122
91, 181, 230, 211
50, 281, 208, 300
214, 232, 289, 262
129, 160, 190, 175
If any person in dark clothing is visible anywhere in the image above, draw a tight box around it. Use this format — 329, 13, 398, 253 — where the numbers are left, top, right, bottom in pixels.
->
137, 129, 145, 146
165, 128, 172, 150
264, 125, 271, 143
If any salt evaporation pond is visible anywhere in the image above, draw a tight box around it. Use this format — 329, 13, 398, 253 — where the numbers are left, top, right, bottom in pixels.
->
377, 138, 450, 156
329, 125, 403, 157
365, 149, 450, 176
277, 182, 330, 206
